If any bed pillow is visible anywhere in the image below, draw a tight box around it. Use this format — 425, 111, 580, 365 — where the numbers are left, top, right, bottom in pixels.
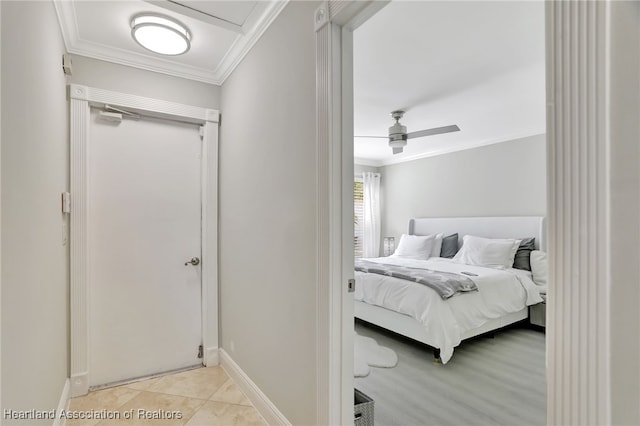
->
530, 250, 548, 286
430, 233, 444, 257
452, 235, 521, 269
440, 233, 459, 258
391, 234, 436, 260
512, 237, 536, 271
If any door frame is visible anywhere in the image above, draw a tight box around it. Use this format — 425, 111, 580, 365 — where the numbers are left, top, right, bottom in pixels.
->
316, 1, 616, 425
68, 84, 219, 397
313, 2, 388, 425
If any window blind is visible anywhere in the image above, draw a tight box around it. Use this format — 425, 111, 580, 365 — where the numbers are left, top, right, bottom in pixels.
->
354, 179, 364, 258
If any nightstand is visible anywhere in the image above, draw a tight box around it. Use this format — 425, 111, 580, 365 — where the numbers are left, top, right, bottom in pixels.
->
529, 294, 546, 330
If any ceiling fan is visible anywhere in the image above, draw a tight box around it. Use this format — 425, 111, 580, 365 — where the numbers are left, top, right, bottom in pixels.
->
355, 110, 460, 154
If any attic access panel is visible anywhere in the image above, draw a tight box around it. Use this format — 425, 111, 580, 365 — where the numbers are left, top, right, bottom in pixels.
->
171, 1, 258, 26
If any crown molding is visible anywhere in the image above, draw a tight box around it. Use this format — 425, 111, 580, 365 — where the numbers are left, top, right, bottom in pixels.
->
53, 0, 289, 86
353, 157, 382, 167
215, 1, 289, 84
360, 130, 546, 167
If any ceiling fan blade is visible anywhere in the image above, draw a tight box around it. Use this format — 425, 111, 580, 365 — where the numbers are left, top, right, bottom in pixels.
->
392, 147, 403, 155
406, 124, 460, 140
354, 135, 388, 139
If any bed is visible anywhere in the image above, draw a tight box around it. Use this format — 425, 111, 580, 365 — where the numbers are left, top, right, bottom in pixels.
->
354, 216, 545, 364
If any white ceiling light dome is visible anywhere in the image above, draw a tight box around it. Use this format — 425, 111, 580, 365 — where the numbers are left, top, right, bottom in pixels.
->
131, 14, 191, 56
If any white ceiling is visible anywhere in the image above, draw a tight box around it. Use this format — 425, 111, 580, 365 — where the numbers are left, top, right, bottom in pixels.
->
54, 0, 288, 85
353, 1, 546, 166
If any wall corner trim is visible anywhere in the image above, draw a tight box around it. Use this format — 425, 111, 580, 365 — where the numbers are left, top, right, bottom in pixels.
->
70, 372, 88, 398
205, 109, 219, 123
219, 349, 291, 426
69, 84, 88, 101
204, 347, 219, 367
314, 2, 330, 32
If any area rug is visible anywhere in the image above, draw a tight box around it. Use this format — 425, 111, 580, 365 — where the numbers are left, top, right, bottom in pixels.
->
354, 333, 398, 377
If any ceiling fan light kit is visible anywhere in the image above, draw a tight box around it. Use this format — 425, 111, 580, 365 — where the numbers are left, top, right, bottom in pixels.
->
388, 110, 408, 154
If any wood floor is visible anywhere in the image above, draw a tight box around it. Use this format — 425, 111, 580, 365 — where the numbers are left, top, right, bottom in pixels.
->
355, 320, 546, 426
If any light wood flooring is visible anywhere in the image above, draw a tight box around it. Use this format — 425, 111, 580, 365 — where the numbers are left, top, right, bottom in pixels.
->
65, 366, 266, 426
355, 320, 546, 426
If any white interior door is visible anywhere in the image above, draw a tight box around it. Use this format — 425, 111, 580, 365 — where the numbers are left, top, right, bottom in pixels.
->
88, 109, 203, 387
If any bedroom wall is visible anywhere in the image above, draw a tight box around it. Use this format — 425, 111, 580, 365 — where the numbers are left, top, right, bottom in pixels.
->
1, 1, 69, 422
67, 55, 221, 109
380, 134, 546, 243
218, 1, 318, 424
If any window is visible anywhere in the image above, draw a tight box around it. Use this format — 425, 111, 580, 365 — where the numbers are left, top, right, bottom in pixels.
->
354, 178, 364, 258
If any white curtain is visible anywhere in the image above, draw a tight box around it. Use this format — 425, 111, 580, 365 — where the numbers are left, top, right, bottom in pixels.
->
362, 172, 381, 258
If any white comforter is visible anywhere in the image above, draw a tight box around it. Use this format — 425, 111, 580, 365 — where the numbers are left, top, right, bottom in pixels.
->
354, 256, 543, 364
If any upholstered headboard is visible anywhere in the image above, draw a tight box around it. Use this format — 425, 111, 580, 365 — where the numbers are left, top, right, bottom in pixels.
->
408, 216, 546, 251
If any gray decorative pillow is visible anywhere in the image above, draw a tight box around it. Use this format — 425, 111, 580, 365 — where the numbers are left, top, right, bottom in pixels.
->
440, 233, 459, 258
513, 237, 536, 271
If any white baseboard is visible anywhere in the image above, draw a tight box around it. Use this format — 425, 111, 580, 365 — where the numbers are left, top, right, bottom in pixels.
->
219, 349, 291, 426
204, 346, 219, 367
53, 378, 71, 426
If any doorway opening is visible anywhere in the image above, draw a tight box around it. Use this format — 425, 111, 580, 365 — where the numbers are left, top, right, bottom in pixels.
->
349, 2, 547, 424
68, 84, 220, 397
316, 1, 623, 425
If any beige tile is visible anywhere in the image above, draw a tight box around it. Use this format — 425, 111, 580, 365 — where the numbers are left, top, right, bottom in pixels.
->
188, 366, 229, 380
66, 418, 102, 426
63, 369, 259, 426
66, 387, 141, 426
123, 376, 163, 391
69, 386, 141, 411
209, 378, 251, 406
146, 367, 229, 400
65, 408, 132, 426
185, 401, 267, 426
97, 391, 205, 426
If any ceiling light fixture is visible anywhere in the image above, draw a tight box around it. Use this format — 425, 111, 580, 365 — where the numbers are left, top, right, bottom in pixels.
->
131, 14, 191, 56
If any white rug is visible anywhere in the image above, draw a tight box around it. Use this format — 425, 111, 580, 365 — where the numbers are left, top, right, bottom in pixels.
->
354, 333, 398, 377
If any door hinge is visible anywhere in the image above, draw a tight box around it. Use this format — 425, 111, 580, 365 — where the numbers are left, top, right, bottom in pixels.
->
347, 279, 355, 293
197, 344, 203, 359
61, 192, 71, 214
199, 126, 205, 140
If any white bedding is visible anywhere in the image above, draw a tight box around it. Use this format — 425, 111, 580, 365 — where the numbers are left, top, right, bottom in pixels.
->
354, 256, 543, 364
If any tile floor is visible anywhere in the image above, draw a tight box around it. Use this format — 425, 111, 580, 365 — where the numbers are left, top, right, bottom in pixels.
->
65, 366, 267, 426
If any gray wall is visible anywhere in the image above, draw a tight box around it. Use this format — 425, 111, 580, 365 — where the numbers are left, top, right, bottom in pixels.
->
609, 1, 640, 424
219, 2, 319, 424
67, 55, 221, 109
1, 1, 69, 422
380, 134, 546, 242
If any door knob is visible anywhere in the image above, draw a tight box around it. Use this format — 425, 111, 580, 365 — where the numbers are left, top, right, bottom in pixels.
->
184, 257, 200, 266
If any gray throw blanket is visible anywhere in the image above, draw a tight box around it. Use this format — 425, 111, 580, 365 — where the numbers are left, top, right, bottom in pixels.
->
355, 259, 478, 300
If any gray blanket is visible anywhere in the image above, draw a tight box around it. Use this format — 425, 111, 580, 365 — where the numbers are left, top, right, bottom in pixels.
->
355, 259, 478, 300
